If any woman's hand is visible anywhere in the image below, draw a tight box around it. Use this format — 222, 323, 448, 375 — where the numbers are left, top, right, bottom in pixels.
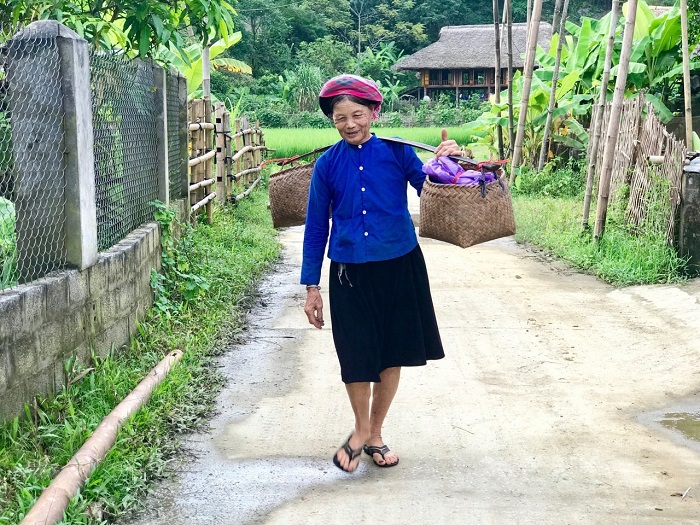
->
304, 288, 325, 329
434, 128, 462, 158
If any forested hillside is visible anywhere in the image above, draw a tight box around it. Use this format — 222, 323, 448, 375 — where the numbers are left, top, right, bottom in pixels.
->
227, 0, 676, 77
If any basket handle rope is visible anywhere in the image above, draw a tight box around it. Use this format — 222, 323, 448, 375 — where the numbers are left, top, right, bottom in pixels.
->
261, 144, 333, 170
378, 136, 509, 172
261, 137, 509, 171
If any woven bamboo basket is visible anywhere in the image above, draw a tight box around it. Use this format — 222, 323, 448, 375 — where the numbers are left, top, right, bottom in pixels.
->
268, 161, 316, 228
419, 174, 516, 248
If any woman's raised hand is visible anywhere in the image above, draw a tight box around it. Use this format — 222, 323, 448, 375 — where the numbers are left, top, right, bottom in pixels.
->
434, 128, 462, 158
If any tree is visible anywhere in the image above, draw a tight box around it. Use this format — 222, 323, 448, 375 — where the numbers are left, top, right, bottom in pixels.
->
506, 0, 515, 154
537, 0, 569, 170
493, 0, 504, 159
364, 0, 427, 52
296, 36, 355, 78
3, 0, 237, 57
594, 0, 639, 239
228, 0, 293, 76
582, 0, 619, 229
510, 0, 543, 184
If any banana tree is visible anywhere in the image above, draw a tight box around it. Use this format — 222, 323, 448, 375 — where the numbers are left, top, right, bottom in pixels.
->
157, 32, 251, 98
471, 0, 695, 171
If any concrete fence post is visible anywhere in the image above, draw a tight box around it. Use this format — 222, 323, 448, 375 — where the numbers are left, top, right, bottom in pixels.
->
154, 64, 170, 205
57, 23, 98, 270
680, 157, 700, 275
7, 20, 97, 282
178, 73, 190, 212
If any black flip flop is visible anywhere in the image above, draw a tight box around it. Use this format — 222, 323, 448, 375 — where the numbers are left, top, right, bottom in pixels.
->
332, 434, 362, 472
363, 444, 399, 468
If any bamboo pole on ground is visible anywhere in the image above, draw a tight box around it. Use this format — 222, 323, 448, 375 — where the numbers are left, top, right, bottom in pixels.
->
680, 0, 693, 149
510, 0, 543, 184
493, 0, 504, 159
506, 0, 515, 155
20, 351, 184, 525
537, 0, 569, 171
593, 0, 638, 239
582, 0, 619, 228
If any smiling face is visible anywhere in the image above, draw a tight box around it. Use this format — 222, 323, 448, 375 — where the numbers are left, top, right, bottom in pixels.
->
331, 99, 374, 145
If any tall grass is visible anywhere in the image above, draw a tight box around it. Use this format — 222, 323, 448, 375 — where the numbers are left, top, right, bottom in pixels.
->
0, 185, 280, 524
513, 196, 687, 285
264, 126, 475, 159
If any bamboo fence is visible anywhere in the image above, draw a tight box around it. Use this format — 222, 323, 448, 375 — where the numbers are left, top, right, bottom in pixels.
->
589, 94, 644, 199
628, 101, 686, 244
587, 94, 686, 244
188, 100, 266, 223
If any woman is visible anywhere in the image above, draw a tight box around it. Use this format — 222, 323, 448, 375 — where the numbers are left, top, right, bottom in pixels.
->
301, 74, 461, 473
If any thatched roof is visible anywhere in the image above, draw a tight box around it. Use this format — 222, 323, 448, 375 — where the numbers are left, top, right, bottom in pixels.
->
395, 23, 553, 71
648, 6, 672, 17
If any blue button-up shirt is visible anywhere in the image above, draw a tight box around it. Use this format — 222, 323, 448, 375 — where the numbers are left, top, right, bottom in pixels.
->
301, 135, 426, 285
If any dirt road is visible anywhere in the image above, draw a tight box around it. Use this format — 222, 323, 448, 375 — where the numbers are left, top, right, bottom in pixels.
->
125, 211, 700, 524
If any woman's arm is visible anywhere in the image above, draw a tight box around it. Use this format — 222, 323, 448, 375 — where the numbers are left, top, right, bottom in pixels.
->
301, 158, 331, 286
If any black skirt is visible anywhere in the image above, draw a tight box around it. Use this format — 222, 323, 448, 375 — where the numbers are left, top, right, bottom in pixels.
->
329, 245, 444, 383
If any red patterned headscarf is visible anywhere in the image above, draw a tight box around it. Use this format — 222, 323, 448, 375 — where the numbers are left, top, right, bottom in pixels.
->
319, 74, 383, 120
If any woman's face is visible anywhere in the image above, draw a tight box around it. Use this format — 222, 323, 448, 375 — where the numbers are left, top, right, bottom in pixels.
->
332, 99, 373, 145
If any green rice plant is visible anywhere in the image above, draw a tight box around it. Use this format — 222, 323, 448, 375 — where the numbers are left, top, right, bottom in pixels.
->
264, 126, 478, 160
0, 184, 280, 524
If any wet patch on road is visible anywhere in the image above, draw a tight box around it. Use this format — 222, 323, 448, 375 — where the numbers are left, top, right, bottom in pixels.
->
639, 398, 700, 455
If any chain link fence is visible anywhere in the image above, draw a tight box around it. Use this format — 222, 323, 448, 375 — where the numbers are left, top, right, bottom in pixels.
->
0, 23, 188, 293
90, 51, 159, 251
0, 25, 68, 289
167, 73, 185, 200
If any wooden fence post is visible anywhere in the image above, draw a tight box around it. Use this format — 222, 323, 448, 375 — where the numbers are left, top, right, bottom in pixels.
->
234, 117, 243, 196
203, 96, 213, 224
223, 110, 232, 200
214, 102, 226, 203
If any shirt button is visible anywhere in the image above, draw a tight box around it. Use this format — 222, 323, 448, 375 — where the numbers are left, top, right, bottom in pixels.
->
361, 187, 365, 192
358, 145, 362, 149
364, 232, 369, 236
359, 166, 364, 171
362, 210, 367, 215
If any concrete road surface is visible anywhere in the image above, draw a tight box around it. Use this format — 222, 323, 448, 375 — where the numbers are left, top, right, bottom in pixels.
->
125, 205, 700, 524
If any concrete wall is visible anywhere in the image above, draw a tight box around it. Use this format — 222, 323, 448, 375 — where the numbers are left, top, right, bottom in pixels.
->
0, 199, 188, 420
0, 223, 157, 419
0, 20, 190, 421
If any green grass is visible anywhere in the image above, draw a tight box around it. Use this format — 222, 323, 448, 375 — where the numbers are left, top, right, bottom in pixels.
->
513, 196, 687, 285
0, 184, 281, 524
264, 126, 478, 160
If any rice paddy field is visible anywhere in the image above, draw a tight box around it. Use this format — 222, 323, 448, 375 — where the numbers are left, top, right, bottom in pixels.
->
263, 127, 482, 160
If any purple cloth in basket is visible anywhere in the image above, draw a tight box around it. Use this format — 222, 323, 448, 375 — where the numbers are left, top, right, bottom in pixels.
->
422, 157, 496, 186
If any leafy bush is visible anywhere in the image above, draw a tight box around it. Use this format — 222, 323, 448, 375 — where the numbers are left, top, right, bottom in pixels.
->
513, 159, 585, 198
254, 107, 289, 128
287, 110, 331, 129
376, 111, 403, 127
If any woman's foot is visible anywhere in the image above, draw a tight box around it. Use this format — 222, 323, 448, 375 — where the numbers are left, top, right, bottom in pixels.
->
333, 432, 366, 472
363, 437, 399, 467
